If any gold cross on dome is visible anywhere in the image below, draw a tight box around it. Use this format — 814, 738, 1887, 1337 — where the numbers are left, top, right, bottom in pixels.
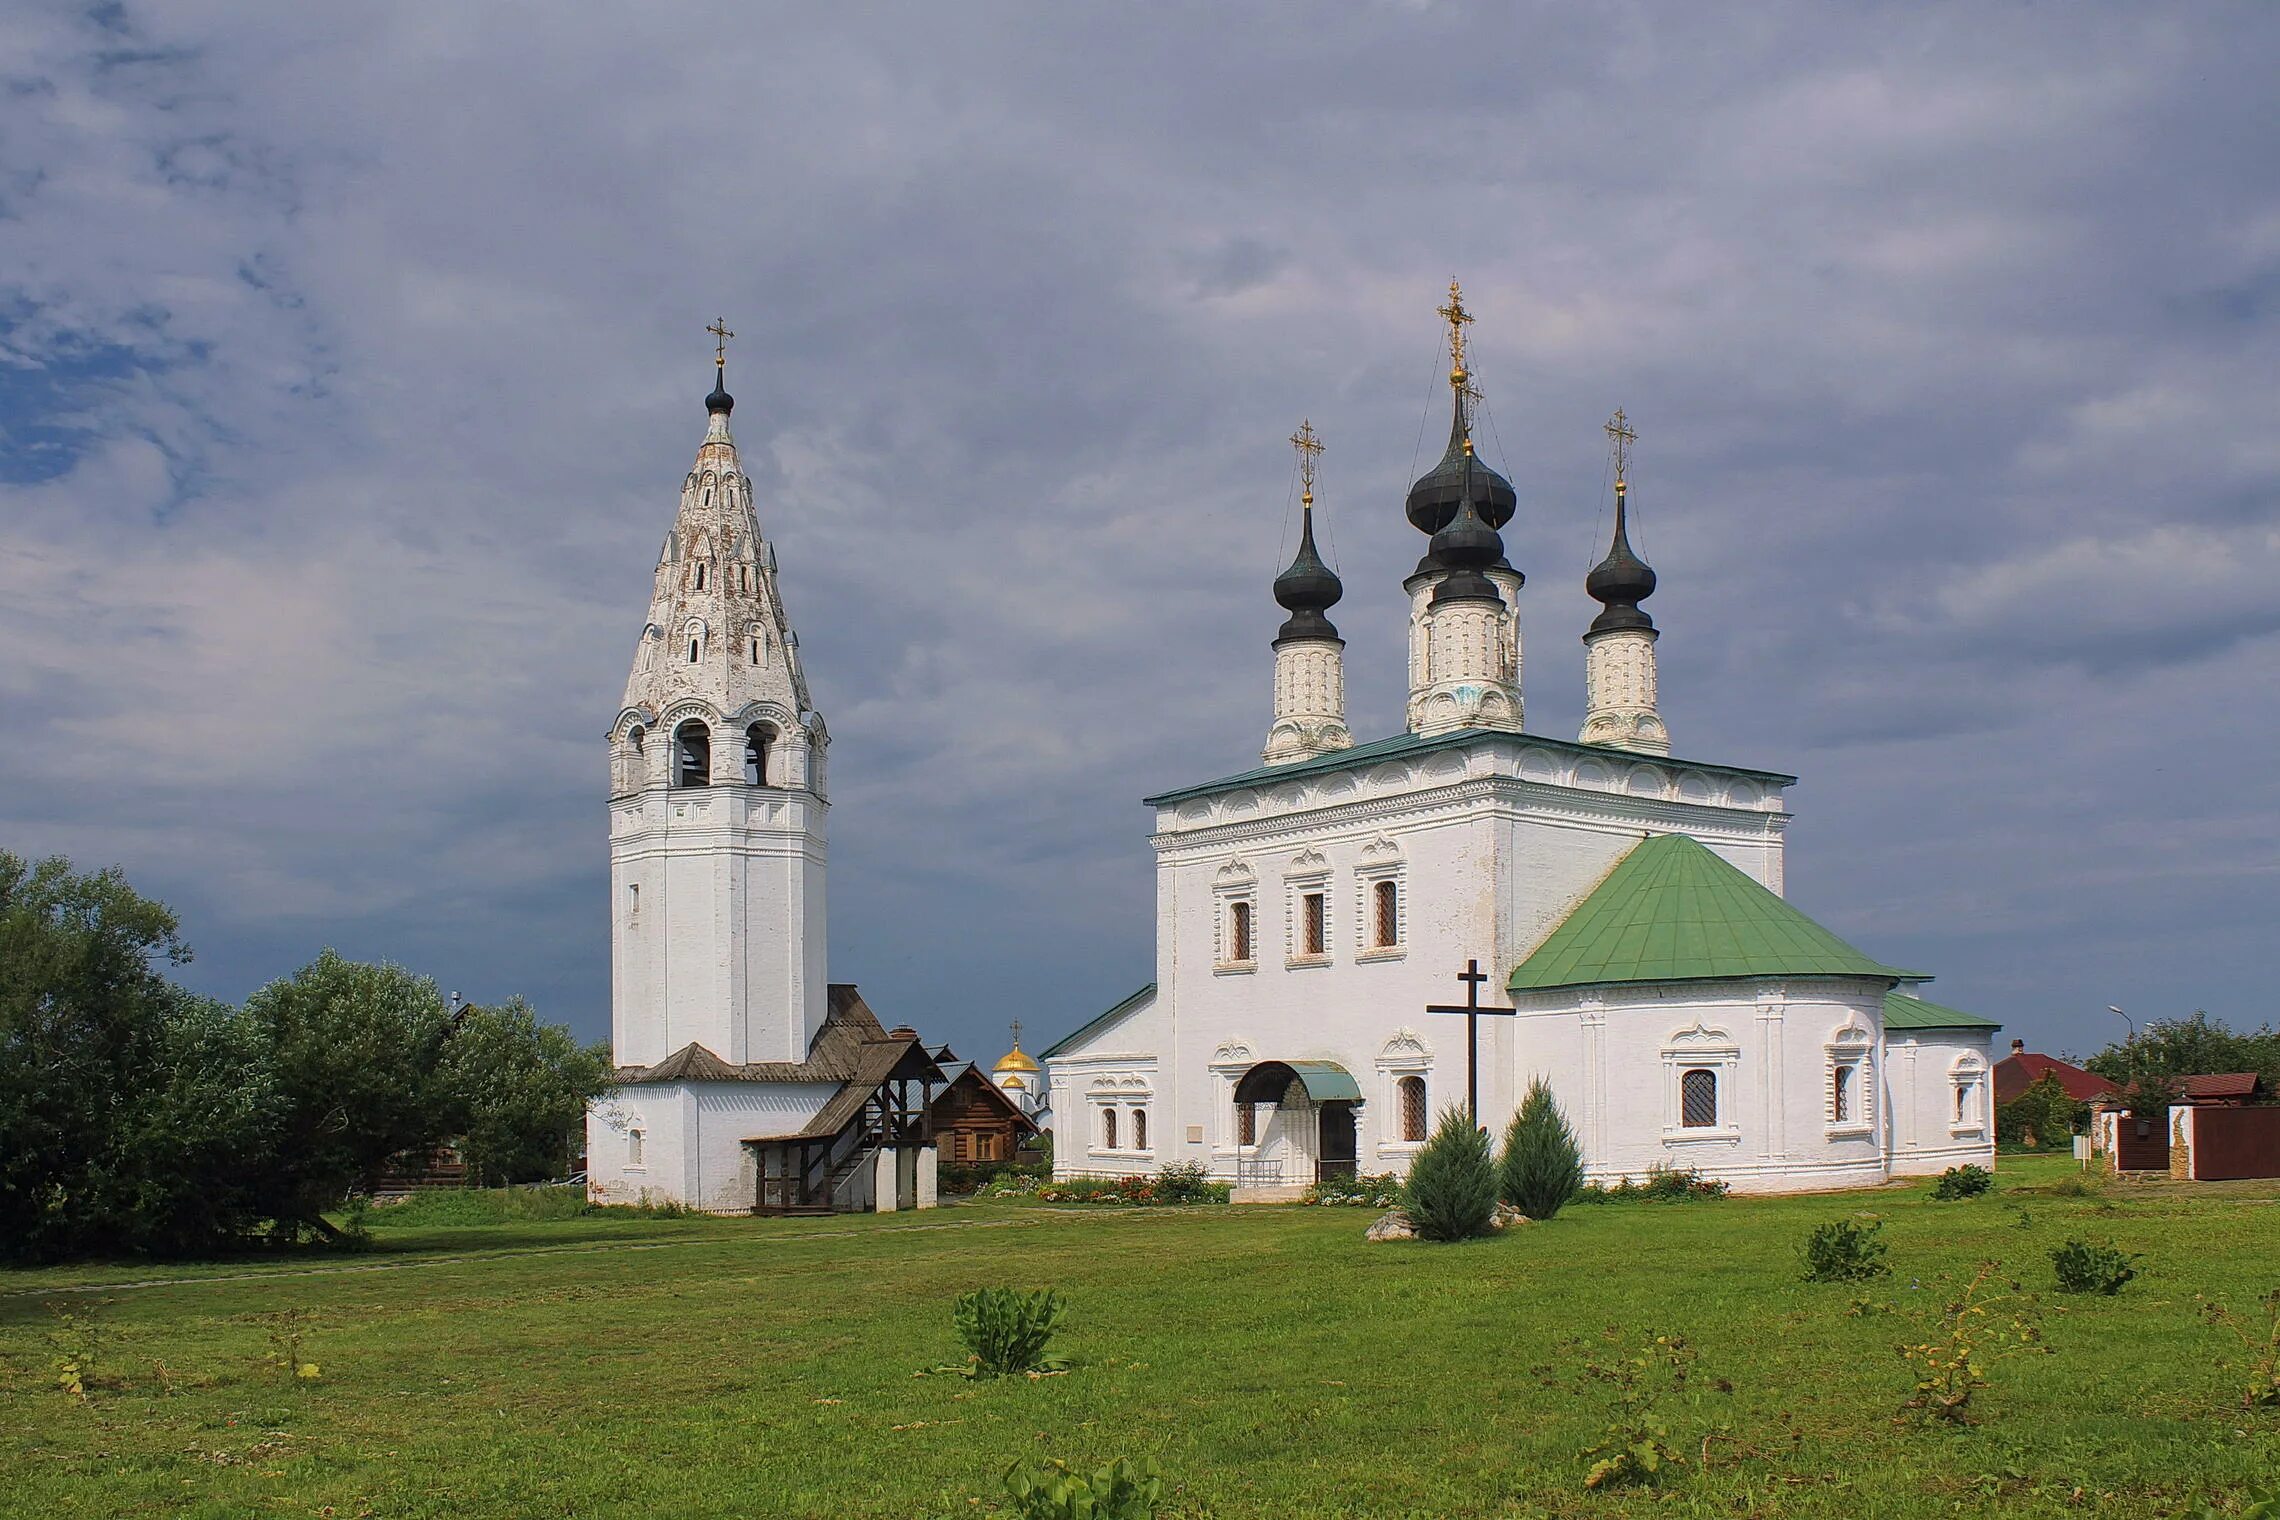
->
1008, 1019, 1023, 1047
1290, 419, 1324, 506
706, 317, 735, 367
1437, 277, 1474, 387
1605, 407, 1637, 487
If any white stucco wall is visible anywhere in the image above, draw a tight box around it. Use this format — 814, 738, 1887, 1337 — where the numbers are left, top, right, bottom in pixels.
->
587, 1080, 841, 1212
1883, 1032, 1998, 1177
1053, 731, 1808, 1184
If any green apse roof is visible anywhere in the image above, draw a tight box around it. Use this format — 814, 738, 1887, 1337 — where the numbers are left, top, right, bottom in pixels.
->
1880, 990, 2001, 1033
1507, 833, 1910, 994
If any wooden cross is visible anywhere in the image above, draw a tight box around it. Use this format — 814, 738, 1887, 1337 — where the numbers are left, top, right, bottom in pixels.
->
1290, 419, 1323, 507
706, 317, 735, 367
1425, 957, 1517, 1125
1605, 407, 1636, 488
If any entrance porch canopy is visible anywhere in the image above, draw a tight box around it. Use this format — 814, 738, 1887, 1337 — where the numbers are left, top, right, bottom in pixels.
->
1233, 1059, 1362, 1107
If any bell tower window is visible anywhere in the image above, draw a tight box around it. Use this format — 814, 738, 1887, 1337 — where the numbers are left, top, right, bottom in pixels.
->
674, 720, 711, 788
695, 562, 706, 590
744, 723, 775, 786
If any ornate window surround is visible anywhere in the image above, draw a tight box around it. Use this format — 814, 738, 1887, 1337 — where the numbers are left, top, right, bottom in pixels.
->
1825, 1020, 1876, 1138
1212, 860, 1258, 974
1207, 1038, 1259, 1155
1354, 835, 1406, 962
1374, 1028, 1433, 1155
1661, 1022, 1741, 1143
1284, 848, 1333, 970
1087, 1075, 1156, 1158
1948, 1051, 1989, 1137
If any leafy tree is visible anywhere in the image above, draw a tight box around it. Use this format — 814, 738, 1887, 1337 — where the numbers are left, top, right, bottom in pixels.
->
1499, 1077, 1584, 1219
440, 998, 614, 1185
1995, 1072, 2086, 1148
1403, 1106, 1499, 1241
238, 951, 459, 1240
0, 852, 193, 1262
2086, 1011, 2280, 1092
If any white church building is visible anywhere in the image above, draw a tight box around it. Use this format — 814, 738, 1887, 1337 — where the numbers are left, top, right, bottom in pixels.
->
585, 347, 943, 1214
1043, 288, 1999, 1195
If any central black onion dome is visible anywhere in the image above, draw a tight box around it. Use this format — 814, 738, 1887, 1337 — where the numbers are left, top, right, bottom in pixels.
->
1272, 507, 1344, 644
1405, 390, 1517, 537
706, 365, 734, 416
1428, 447, 1508, 607
1585, 485, 1657, 633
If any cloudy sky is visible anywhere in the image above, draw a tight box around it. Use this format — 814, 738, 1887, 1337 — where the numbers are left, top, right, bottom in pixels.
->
4, 3, 2275, 1066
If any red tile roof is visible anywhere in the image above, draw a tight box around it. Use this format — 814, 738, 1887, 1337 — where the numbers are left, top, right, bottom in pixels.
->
2178, 1072, 2262, 1102
1994, 1051, 2119, 1106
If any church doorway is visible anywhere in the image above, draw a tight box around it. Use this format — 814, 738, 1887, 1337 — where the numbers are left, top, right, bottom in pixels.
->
1317, 1101, 1358, 1183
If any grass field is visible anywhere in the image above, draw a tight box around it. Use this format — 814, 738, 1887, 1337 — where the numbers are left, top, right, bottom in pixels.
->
4, 1154, 2277, 1518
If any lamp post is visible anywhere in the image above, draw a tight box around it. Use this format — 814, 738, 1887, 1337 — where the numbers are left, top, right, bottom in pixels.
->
2106, 1004, 2134, 1041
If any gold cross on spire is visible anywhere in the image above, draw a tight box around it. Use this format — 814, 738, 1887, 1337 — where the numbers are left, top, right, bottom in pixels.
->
1008, 1019, 1023, 1048
1437, 277, 1474, 388
1605, 407, 1637, 489
1290, 418, 1324, 507
706, 317, 735, 368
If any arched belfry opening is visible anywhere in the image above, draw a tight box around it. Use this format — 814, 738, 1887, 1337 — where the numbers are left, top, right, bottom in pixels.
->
674, 720, 711, 788
743, 722, 776, 786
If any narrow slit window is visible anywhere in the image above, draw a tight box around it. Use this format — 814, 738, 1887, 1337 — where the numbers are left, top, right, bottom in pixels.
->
687, 638, 700, 664
1102, 1108, 1118, 1150
1680, 1068, 1718, 1128
1398, 1074, 1427, 1142
1373, 880, 1399, 948
695, 562, 706, 590
1831, 1064, 1853, 1123
627, 883, 639, 921
1131, 1108, 1149, 1151
627, 1129, 645, 1166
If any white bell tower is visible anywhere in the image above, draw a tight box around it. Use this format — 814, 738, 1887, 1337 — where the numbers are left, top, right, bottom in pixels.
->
607, 328, 828, 1069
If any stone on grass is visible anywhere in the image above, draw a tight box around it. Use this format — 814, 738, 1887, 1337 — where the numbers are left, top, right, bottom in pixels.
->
1491, 1203, 1532, 1230
1364, 1208, 1417, 1243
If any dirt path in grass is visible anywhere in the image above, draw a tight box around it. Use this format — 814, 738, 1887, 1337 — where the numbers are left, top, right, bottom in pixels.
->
1, 1214, 1061, 1300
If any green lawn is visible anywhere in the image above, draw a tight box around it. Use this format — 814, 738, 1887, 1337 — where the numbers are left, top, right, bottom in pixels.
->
4, 1155, 2276, 1518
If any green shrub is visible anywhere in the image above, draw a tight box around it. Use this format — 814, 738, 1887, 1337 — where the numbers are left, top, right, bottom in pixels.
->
1306, 1172, 1403, 1207
1578, 1334, 1699, 1490
1004, 1456, 1163, 1519
1152, 1162, 1218, 1203
2043, 1171, 2106, 1199
952, 1288, 1068, 1377
1402, 1107, 1499, 1242
1930, 1164, 1995, 1201
1575, 1165, 1729, 1204
939, 1161, 1047, 1195
1898, 1261, 2046, 1424
2050, 1239, 2139, 1295
365, 1185, 688, 1227
1801, 1218, 1890, 1283
1498, 1077, 1585, 1220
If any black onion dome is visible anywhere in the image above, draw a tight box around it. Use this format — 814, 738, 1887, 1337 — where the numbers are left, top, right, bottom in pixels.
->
1272, 508, 1344, 644
1428, 449, 1508, 607
706, 366, 734, 415
1585, 487, 1657, 633
1405, 390, 1516, 536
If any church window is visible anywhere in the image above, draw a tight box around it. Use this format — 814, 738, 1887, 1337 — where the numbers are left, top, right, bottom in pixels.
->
1237, 1102, 1256, 1146
1229, 901, 1254, 963
1373, 881, 1399, 948
1102, 1108, 1118, 1150
1831, 1064, 1853, 1123
1131, 1108, 1149, 1151
1955, 1083, 1970, 1123
695, 562, 706, 590
627, 1129, 645, 1166
1680, 1068, 1719, 1128
688, 638, 701, 664
674, 721, 711, 787
748, 634, 761, 663
627, 883, 639, 921
1398, 1075, 1427, 1142
1302, 892, 1326, 956
744, 723, 774, 786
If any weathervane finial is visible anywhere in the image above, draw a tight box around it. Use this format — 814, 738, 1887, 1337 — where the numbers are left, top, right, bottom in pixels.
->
1605, 407, 1637, 492
706, 317, 735, 369
1290, 419, 1324, 508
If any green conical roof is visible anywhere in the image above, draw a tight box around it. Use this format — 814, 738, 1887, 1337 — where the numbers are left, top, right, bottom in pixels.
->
1507, 833, 1908, 993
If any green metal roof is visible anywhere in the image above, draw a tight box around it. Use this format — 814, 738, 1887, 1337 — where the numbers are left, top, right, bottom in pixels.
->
1507, 833, 1908, 994
1238, 1060, 1363, 1104
1143, 728, 1796, 809
1880, 990, 2001, 1033
1038, 983, 1155, 1061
